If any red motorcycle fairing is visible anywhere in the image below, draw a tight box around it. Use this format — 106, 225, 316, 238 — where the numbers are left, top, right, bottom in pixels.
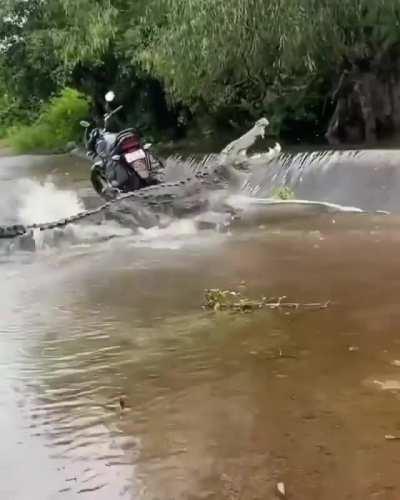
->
113, 129, 152, 180
117, 131, 141, 153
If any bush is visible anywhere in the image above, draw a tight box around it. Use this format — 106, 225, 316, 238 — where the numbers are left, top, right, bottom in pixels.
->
8, 88, 90, 153
0, 95, 38, 139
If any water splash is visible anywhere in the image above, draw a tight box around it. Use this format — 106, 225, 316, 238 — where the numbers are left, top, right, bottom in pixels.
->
132, 219, 200, 249
31, 221, 134, 251
0, 178, 131, 252
16, 179, 84, 226
3, 178, 210, 252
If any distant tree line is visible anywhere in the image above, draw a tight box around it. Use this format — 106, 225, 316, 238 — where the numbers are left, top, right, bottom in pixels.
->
1, 0, 400, 146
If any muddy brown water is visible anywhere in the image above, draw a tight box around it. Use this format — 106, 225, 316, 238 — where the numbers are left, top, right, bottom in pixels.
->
2, 153, 400, 499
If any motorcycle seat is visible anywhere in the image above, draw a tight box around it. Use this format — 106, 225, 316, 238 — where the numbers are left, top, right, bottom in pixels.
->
114, 129, 142, 153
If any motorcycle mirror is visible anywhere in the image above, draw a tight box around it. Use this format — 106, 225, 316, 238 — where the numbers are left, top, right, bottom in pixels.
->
105, 91, 116, 103
80, 120, 90, 128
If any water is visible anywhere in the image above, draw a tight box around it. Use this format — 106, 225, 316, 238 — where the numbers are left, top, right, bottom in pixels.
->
2, 152, 400, 499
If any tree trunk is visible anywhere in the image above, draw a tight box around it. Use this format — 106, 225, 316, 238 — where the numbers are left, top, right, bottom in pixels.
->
326, 47, 400, 146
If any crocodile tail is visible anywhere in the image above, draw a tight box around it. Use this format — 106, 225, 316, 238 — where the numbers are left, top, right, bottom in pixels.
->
0, 224, 28, 239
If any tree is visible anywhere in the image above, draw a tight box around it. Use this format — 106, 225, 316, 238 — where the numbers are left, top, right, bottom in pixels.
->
2, 0, 400, 143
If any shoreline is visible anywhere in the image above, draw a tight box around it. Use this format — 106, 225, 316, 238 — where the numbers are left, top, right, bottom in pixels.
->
0, 139, 13, 157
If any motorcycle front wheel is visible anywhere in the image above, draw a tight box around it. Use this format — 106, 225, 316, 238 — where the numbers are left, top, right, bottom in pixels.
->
90, 166, 110, 198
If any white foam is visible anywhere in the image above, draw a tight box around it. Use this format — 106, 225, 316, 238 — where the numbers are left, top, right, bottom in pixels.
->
32, 220, 134, 251
16, 179, 84, 226
227, 195, 365, 213
132, 219, 199, 249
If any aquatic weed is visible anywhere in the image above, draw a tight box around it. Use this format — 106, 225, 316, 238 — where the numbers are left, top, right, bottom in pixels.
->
203, 288, 330, 313
271, 186, 295, 200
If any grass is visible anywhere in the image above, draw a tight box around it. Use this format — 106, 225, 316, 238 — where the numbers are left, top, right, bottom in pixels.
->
8, 88, 90, 153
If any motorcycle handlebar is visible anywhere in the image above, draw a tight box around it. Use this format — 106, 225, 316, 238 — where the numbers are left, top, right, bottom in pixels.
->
104, 105, 123, 125
82, 103, 124, 158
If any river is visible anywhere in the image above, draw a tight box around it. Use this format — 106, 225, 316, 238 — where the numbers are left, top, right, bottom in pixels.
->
2, 151, 400, 499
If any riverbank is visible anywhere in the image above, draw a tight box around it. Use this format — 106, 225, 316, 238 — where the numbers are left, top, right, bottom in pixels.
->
0, 139, 13, 157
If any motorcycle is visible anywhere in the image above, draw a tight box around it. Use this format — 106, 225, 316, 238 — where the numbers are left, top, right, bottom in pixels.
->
80, 91, 165, 200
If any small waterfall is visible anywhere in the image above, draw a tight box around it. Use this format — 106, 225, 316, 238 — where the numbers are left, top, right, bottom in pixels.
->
242, 149, 400, 212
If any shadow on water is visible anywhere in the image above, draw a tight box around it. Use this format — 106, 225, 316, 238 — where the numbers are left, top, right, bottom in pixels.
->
2, 152, 400, 499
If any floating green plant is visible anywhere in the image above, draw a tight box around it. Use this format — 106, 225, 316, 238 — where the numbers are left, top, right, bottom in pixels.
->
203, 289, 330, 313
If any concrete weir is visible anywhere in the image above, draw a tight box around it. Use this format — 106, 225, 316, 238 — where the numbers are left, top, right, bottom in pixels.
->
247, 149, 400, 213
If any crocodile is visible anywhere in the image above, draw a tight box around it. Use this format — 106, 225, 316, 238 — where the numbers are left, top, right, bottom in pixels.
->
0, 118, 282, 241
